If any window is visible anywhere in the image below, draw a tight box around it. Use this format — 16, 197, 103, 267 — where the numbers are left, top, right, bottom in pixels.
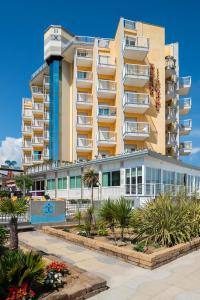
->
125, 167, 143, 195
102, 171, 120, 187
145, 167, 161, 195
47, 179, 55, 190
58, 177, 67, 189
70, 176, 81, 189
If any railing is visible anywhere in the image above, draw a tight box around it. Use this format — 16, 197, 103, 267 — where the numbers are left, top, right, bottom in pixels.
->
98, 105, 116, 117
180, 119, 192, 129
43, 76, 50, 85
179, 76, 191, 87
77, 138, 93, 148
44, 94, 50, 103
23, 157, 32, 164
124, 122, 150, 134
44, 112, 49, 120
32, 86, 43, 94
77, 93, 92, 104
77, 71, 92, 80
166, 132, 177, 145
98, 131, 116, 142
124, 19, 136, 30
98, 39, 110, 48
98, 55, 115, 65
98, 79, 116, 91
44, 131, 49, 139
23, 110, 32, 117
124, 64, 150, 77
123, 92, 149, 106
23, 126, 32, 133
124, 36, 149, 49
180, 98, 191, 109
32, 137, 43, 144
166, 108, 177, 120
76, 48, 93, 58
0, 212, 30, 224
33, 103, 43, 111
165, 56, 176, 70
32, 120, 43, 127
23, 141, 32, 148
77, 115, 92, 125
75, 36, 95, 44
180, 141, 192, 151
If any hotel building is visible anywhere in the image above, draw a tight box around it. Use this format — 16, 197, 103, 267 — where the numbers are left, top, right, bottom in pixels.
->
22, 18, 192, 168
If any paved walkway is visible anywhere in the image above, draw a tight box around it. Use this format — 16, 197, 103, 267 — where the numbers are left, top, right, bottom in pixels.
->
19, 231, 200, 300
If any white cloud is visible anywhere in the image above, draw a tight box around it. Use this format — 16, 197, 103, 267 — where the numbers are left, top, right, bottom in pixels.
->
191, 147, 200, 155
0, 137, 22, 166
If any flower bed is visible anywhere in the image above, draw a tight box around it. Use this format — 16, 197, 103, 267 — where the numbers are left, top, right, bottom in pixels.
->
41, 226, 200, 270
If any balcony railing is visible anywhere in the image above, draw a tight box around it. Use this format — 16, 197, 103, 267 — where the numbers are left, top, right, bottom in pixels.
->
180, 98, 191, 109
98, 55, 115, 66
124, 36, 149, 49
124, 122, 150, 135
180, 141, 192, 151
32, 86, 43, 94
76, 49, 93, 58
77, 71, 92, 80
23, 126, 32, 133
75, 36, 95, 44
32, 120, 43, 127
43, 76, 50, 85
124, 64, 150, 77
77, 115, 92, 126
23, 157, 32, 164
77, 93, 92, 104
44, 94, 50, 103
179, 76, 191, 88
33, 103, 44, 111
98, 105, 116, 117
44, 112, 49, 120
166, 108, 177, 121
23, 141, 32, 148
98, 80, 116, 91
44, 131, 49, 139
23, 110, 32, 118
123, 92, 149, 106
32, 137, 43, 144
98, 39, 110, 48
77, 138, 93, 148
180, 119, 192, 130
166, 132, 177, 146
97, 131, 116, 143
124, 19, 136, 30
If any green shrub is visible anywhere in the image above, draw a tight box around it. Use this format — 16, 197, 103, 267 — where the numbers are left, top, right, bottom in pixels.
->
133, 241, 145, 252
0, 249, 45, 298
131, 194, 194, 247
63, 227, 70, 232
98, 228, 108, 236
0, 226, 8, 252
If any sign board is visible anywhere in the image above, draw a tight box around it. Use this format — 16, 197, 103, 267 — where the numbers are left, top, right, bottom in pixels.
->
30, 200, 66, 224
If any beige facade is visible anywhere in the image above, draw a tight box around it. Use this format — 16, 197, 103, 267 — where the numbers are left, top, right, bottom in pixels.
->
22, 18, 192, 168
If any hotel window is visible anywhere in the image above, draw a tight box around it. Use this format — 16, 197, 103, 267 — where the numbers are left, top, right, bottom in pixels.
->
58, 177, 67, 189
70, 176, 81, 189
146, 167, 161, 195
47, 179, 55, 190
125, 167, 142, 195
102, 170, 120, 187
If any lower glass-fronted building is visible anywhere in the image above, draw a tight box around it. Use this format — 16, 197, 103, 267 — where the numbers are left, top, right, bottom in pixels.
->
27, 150, 200, 207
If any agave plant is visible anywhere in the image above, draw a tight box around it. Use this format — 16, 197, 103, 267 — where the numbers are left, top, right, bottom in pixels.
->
0, 198, 28, 250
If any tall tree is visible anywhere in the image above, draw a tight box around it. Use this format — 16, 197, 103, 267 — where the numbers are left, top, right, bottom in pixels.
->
0, 198, 28, 250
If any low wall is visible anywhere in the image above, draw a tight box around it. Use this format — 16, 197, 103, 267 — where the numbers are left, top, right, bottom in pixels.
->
42, 226, 200, 270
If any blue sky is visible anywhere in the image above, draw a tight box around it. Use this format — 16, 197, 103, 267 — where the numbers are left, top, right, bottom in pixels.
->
0, 0, 200, 165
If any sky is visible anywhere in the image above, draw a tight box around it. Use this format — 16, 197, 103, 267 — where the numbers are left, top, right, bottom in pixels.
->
0, 0, 200, 166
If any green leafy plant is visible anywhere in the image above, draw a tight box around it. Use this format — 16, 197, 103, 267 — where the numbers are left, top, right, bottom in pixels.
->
114, 197, 132, 241
74, 209, 82, 226
45, 261, 69, 290
0, 250, 45, 298
15, 174, 32, 196
0, 225, 8, 253
133, 241, 145, 253
98, 228, 108, 236
99, 198, 116, 237
0, 198, 28, 250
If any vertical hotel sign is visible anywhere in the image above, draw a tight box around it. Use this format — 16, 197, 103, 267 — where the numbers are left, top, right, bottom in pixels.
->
30, 201, 66, 224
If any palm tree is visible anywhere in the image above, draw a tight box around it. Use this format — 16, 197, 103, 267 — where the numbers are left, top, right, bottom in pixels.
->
99, 198, 116, 238
5, 160, 17, 177
114, 197, 132, 241
0, 198, 28, 250
82, 169, 99, 208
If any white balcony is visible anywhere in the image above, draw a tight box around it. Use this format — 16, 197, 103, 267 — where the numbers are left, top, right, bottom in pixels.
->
97, 80, 116, 99
98, 39, 110, 48
23, 110, 32, 120
123, 64, 149, 87
123, 36, 149, 60
123, 92, 150, 113
166, 132, 177, 148
76, 93, 93, 109
22, 125, 32, 135
77, 138, 93, 152
97, 56, 116, 75
32, 137, 43, 146
97, 106, 116, 123
179, 141, 192, 156
178, 76, 191, 96
31, 86, 43, 98
77, 115, 92, 131
23, 156, 32, 165
44, 112, 49, 123
76, 71, 92, 88
123, 122, 150, 140
179, 98, 191, 115
32, 120, 43, 130
22, 140, 32, 150
166, 108, 177, 124
165, 56, 176, 78
33, 103, 44, 113
179, 119, 192, 135
166, 81, 177, 100
75, 36, 95, 46
97, 131, 116, 147
76, 49, 93, 67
